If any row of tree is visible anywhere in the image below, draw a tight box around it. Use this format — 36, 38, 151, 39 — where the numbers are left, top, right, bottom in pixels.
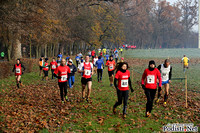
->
0, 0, 198, 60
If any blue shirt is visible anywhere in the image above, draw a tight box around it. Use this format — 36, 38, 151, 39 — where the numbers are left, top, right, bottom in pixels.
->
75, 56, 80, 61
101, 57, 104, 61
58, 54, 62, 58
115, 53, 118, 58
105, 54, 109, 60
96, 59, 104, 69
66, 57, 70, 60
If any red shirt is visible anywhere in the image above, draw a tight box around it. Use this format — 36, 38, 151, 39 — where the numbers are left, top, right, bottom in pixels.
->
141, 68, 162, 89
50, 61, 57, 70
106, 60, 115, 71
54, 65, 71, 82
15, 64, 22, 76
83, 62, 92, 79
43, 62, 49, 71
115, 70, 130, 91
91, 50, 95, 56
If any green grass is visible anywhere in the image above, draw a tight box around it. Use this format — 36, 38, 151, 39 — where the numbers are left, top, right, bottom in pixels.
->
125, 48, 200, 59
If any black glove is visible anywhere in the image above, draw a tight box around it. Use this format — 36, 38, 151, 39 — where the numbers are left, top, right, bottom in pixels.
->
142, 84, 146, 90
158, 86, 162, 91
130, 87, 134, 93
103, 66, 105, 69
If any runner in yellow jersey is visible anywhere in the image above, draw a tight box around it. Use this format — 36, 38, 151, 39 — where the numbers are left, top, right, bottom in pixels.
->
181, 55, 189, 73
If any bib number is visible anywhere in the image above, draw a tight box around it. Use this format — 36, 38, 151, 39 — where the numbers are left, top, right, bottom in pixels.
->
16, 68, 20, 73
70, 69, 73, 73
85, 70, 91, 76
147, 75, 155, 84
121, 80, 128, 87
61, 75, 67, 81
109, 65, 113, 69
52, 65, 56, 69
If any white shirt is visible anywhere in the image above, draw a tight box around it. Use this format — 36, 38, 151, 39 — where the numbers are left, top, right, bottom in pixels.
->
78, 62, 93, 70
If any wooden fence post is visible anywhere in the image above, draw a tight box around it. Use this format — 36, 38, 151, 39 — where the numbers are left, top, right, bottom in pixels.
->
185, 72, 188, 108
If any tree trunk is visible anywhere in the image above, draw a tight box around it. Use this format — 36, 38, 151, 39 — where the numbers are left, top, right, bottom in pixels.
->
36, 45, 39, 58
52, 43, 55, 57
44, 44, 47, 57
7, 43, 12, 61
12, 39, 22, 59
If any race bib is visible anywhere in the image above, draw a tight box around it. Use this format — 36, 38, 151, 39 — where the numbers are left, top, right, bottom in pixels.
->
109, 65, 113, 69
121, 80, 128, 87
52, 65, 56, 69
57, 63, 60, 66
85, 70, 91, 76
16, 68, 20, 73
147, 75, 155, 84
61, 75, 67, 81
162, 73, 167, 77
70, 69, 73, 73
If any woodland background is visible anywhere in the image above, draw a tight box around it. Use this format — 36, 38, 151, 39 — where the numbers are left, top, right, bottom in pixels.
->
0, 0, 198, 60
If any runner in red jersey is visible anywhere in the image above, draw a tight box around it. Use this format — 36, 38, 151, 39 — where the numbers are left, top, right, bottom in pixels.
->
141, 60, 162, 117
113, 62, 134, 118
106, 55, 116, 86
78, 56, 94, 102
50, 58, 58, 79
12, 59, 25, 88
54, 59, 71, 104
42, 58, 49, 81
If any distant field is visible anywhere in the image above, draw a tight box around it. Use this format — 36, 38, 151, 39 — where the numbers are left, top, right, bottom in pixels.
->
124, 48, 200, 92
125, 48, 200, 59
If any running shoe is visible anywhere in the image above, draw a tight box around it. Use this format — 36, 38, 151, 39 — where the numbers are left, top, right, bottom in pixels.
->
65, 96, 69, 102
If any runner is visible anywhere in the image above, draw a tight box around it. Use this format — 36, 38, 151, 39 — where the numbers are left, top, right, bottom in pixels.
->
12, 59, 25, 88
113, 62, 134, 118
1, 51, 5, 60
78, 52, 83, 57
91, 50, 95, 59
106, 55, 116, 86
92, 55, 98, 74
98, 48, 101, 55
104, 53, 109, 62
50, 58, 57, 79
39, 56, 44, 76
75, 54, 81, 67
58, 52, 62, 59
42, 58, 49, 81
141, 60, 162, 117
120, 57, 124, 62
114, 52, 119, 63
66, 55, 70, 63
57, 56, 61, 67
103, 48, 106, 56
78, 56, 94, 102
67, 59, 77, 89
53, 59, 71, 103
181, 55, 189, 73
120, 47, 123, 55
156, 59, 172, 105
96, 56, 104, 83
87, 50, 91, 57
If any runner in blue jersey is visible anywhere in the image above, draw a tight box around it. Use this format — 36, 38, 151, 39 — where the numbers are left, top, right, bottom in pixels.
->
96, 56, 104, 83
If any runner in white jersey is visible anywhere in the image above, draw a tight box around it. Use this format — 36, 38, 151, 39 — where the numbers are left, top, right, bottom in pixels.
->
156, 59, 172, 105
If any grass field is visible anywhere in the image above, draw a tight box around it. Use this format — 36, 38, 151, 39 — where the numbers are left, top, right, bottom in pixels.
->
0, 49, 200, 132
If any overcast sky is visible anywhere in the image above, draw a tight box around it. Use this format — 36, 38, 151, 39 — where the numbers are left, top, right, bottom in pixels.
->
155, 0, 198, 32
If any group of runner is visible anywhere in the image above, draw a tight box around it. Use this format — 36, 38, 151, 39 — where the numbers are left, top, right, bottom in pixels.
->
12, 50, 190, 118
